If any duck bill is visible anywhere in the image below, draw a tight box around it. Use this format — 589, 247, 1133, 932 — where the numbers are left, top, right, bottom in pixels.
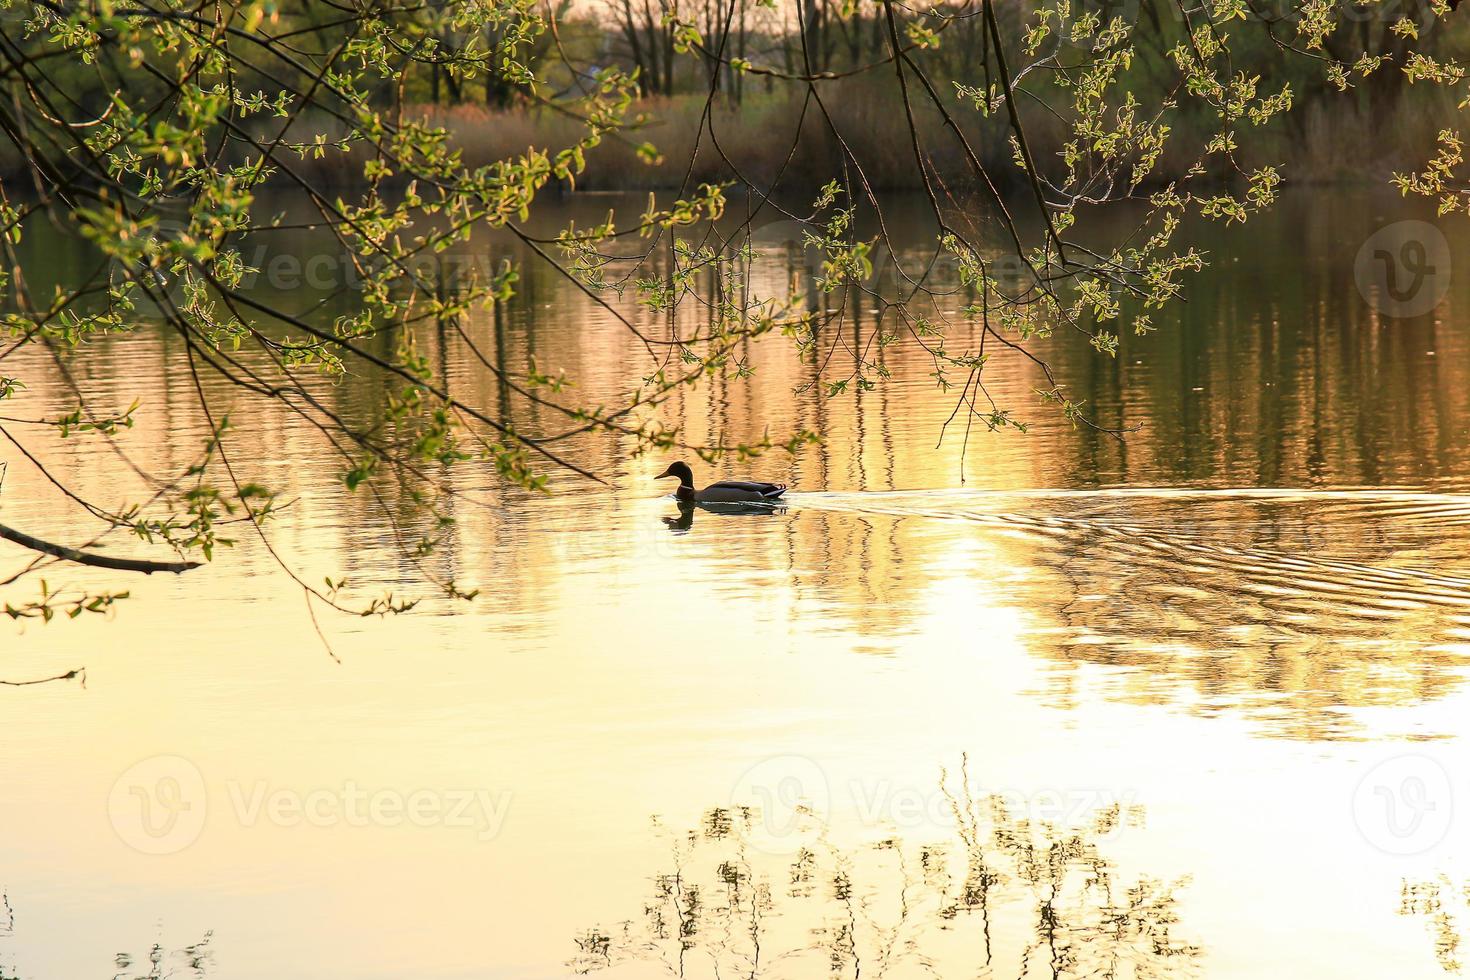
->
654, 465, 674, 480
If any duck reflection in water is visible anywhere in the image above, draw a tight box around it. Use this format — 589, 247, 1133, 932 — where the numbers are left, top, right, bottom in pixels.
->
663, 499, 789, 532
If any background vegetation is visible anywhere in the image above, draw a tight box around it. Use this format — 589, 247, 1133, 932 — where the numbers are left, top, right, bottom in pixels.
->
0, 0, 1465, 639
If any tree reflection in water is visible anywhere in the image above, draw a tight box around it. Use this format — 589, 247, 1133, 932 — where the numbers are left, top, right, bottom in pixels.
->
1402, 876, 1468, 973
571, 761, 1200, 978
0, 899, 211, 980
108, 935, 213, 980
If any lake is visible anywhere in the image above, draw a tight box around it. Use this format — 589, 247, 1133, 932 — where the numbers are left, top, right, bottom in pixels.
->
1, 187, 1468, 978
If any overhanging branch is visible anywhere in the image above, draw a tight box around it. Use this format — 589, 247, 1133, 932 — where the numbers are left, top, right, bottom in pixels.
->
0, 667, 84, 687
0, 524, 201, 575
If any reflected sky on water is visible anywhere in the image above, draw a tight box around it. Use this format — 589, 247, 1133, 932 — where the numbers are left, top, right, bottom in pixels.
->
1, 190, 1468, 978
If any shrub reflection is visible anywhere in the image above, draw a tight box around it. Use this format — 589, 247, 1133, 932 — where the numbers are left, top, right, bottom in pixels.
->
572, 762, 1200, 978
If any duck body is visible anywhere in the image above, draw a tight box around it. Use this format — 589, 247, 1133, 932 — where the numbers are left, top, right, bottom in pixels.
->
656, 461, 787, 504
685, 480, 788, 503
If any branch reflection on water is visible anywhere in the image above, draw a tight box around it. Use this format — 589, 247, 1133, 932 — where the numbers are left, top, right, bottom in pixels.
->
1403, 876, 1470, 974
570, 760, 1200, 979
786, 488, 1470, 740
0, 903, 212, 980
9, 192, 1470, 740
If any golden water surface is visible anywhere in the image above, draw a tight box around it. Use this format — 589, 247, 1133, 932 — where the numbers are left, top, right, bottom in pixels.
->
2, 191, 1470, 978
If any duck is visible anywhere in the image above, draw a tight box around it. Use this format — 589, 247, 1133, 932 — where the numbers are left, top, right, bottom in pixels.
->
655, 460, 787, 504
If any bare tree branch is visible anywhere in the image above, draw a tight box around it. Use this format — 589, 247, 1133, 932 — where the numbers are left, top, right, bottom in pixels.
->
0, 525, 201, 575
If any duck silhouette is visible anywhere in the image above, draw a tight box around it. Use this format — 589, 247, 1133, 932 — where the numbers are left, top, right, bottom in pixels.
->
655, 460, 787, 504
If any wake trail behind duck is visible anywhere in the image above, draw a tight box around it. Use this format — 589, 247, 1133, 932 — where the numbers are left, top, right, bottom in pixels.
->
783, 487, 1470, 622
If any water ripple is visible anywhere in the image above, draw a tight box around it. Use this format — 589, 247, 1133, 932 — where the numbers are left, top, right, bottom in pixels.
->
789, 487, 1470, 738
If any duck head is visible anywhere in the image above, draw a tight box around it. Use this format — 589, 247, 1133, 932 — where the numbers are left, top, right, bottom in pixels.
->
655, 460, 696, 499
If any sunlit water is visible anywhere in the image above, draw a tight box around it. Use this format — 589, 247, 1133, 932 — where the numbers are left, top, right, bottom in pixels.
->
2, 190, 1470, 977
